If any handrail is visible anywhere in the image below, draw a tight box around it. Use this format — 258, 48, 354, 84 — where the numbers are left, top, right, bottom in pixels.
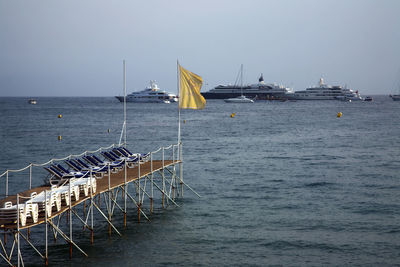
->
5, 164, 32, 173
0, 143, 121, 177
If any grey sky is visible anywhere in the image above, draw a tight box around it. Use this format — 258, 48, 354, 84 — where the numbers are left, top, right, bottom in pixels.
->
1, 0, 399, 96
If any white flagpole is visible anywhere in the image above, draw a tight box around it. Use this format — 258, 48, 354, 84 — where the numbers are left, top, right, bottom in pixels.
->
123, 60, 127, 146
177, 60, 183, 196
177, 60, 181, 145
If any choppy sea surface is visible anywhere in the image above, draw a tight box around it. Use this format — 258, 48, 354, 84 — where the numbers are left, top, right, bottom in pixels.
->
0, 96, 399, 266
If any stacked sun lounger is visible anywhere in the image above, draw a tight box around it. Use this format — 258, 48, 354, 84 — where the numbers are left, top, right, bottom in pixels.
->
29, 190, 61, 217
50, 184, 80, 206
0, 200, 39, 227
70, 177, 97, 197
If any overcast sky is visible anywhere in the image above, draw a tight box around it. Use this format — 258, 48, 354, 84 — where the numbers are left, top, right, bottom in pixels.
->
1, 0, 400, 96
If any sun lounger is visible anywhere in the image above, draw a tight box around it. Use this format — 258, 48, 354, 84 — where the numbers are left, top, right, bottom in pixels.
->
53, 164, 90, 178
101, 151, 139, 167
116, 147, 150, 162
65, 159, 106, 178
84, 155, 123, 172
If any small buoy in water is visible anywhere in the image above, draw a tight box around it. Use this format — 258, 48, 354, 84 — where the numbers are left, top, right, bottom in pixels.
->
58, 114, 62, 118
58, 135, 62, 141
230, 113, 236, 118
337, 112, 342, 118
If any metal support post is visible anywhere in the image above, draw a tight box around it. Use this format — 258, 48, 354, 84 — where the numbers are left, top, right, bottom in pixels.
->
180, 142, 183, 197
69, 181, 72, 259
17, 194, 20, 267
45, 190, 48, 266
124, 159, 127, 228
150, 152, 154, 213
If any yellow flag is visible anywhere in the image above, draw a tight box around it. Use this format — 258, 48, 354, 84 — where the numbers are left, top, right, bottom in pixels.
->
179, 65, 206, 109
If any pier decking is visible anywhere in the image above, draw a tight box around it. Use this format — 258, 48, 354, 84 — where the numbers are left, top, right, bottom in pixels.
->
0, 143, 190, 266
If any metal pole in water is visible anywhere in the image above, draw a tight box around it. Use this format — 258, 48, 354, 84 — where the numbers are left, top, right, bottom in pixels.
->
45, 190, 48, 266
138, 153, 141, 223
69, 181, 72, 259
150, 152, 153, 213
180, 142, 183, 197
29, 164, 32, 190
124, 159, 127, 228
17, 194, 20, 267
162, 147, 165, 208
90, 169, 94, 245
5, 171, 8, 197
108, 164, 111, 238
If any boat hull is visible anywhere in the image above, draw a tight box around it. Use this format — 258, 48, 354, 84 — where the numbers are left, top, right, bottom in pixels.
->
391, 95, 400, 101
201, 92, 287, 100
115, 96, 173, 103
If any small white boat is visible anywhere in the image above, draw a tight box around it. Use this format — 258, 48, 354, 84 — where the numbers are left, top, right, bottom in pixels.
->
390, 95, 400, 101
28, 99, 37, 104
224, 64, 254, 104
224, 95, 254, 103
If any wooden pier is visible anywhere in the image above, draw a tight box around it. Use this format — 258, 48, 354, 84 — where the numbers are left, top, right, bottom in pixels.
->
0, 143, 194, 266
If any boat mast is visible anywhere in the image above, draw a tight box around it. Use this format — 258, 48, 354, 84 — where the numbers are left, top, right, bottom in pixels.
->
119, 60, 127, 146
240, 64, 243, 96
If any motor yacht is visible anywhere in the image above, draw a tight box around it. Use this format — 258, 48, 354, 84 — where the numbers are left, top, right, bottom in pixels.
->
115, 81, 178, 103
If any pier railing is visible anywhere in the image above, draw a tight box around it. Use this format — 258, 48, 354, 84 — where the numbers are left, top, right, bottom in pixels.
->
0, 143, 181, 198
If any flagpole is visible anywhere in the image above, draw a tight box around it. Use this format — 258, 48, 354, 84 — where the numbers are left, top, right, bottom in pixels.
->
177, 60, 181, 145
123, 60, 127, 146
177, 60, 183, 196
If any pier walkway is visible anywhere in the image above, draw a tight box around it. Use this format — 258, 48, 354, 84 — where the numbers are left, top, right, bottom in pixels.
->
0, 143, 190, 266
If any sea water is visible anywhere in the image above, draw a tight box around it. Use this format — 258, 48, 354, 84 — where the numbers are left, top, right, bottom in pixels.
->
0, 96, 399, 266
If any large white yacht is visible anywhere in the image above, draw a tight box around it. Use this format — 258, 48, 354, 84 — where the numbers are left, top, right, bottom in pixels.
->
202, 74, 293, 100
116, 81, 178, 103
287, 78, 362, 101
